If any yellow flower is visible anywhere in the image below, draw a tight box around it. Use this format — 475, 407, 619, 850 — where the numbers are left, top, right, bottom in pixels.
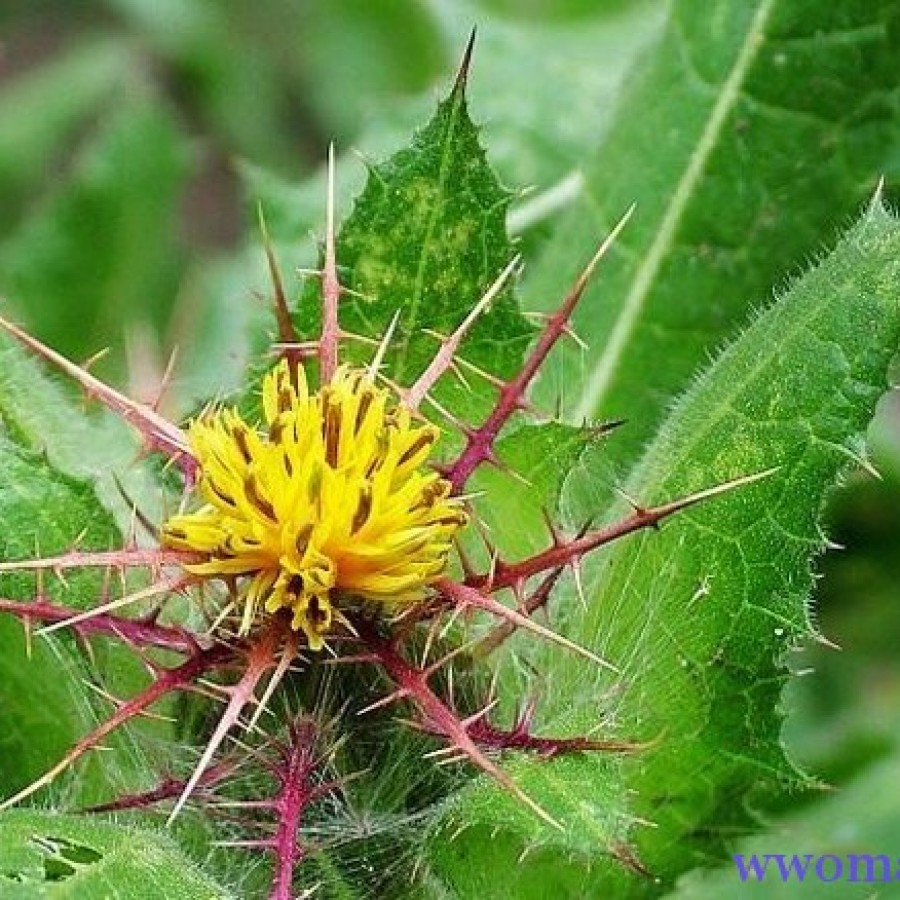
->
162, 360, 467, 649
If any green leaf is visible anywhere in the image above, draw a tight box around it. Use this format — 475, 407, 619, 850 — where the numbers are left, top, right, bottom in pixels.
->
241, 0, 665, 403
0, 434, 149, 805
425, 204, 900, 894
472, 422, 601, 559
0, 434, 119, 607
0, 333, 165, 528
0, 98, 190, 368
0, 810, 230, 899
294, 74, 533, 417
524, 0, 900, 466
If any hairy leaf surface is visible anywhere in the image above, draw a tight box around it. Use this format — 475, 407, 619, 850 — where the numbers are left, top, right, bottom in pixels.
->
525, 0, 900, 466
0, 811, 229, 899
0, 434, 149, 805
425, 205, 900, 896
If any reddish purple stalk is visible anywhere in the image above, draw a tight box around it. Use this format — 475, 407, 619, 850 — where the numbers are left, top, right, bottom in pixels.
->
465, 472, 769, 595
84, 763, 233, 814
442, 208, 633, 493
268, 721, 319, 900
0, 596, 201, 654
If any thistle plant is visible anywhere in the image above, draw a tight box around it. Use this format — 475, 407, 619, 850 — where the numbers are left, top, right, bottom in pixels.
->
2, 7, 900, 900
0, 83, 751, 883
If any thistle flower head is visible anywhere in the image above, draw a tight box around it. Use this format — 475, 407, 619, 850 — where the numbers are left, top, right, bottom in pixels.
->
162, 359, 467, 648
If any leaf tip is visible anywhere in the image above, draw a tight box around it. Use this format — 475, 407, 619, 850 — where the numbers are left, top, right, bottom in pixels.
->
453, 28, 478, 96
608, 841, 652, 878
870, 174, 886, 209
865, 175, 897, 224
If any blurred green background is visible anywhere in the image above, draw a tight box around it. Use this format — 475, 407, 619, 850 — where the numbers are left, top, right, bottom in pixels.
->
0, 0, 663, 412
2, 1, 900, 895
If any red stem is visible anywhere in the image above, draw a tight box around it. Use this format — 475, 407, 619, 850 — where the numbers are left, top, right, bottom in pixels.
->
466, 716, 640, 758
466, 501, 689, 593
0, 596, 200, 654
357, 620, 561, 828
84, 762, 233, 814
444, 211, 632, 493
445, 264, 595, 493
269, 721, 318, 900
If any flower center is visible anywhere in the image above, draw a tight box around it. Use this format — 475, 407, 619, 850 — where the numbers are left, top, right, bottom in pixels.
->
162, 361, 467, 649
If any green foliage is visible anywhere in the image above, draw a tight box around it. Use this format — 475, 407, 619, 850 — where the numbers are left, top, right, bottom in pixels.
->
424, 204, 900, 895
0, 100, 189, 368
0, 810, 229, 899
0, 432, 152, 806
0, 436, 111, 795
524, 0, 900, 465
0, 335, 164, 524
0, 39, 130, 236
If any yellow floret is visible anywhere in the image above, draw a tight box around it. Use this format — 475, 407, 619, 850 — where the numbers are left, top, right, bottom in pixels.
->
162, 360, 467, 649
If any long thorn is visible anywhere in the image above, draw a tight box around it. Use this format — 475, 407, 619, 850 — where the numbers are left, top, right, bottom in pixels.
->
247, 633, 298, 732
168, 624, 282, 824
0, 547, 196, 574
404, 255, 519, 410
141, 343, 178, 415
1, 645, 226, 811
436, 578, 618, 673
0, 314, 195, 478
454, 28, 477, 94
470, 468, 779, 593
472, 565, 565, 659
367, 309, 401, 383
319, 143, 340, 382
445, 206, 634, 492
258, 203, 299, 353
37, 577, 191, 636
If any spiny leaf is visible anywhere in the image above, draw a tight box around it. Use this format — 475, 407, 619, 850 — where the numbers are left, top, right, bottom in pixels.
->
0, 332, 167, 529
425, 205, 900, 894
0, 810, 230, 899
525, 0, 900, 465
0, 435, 150, 806
294, 68, 533, 417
